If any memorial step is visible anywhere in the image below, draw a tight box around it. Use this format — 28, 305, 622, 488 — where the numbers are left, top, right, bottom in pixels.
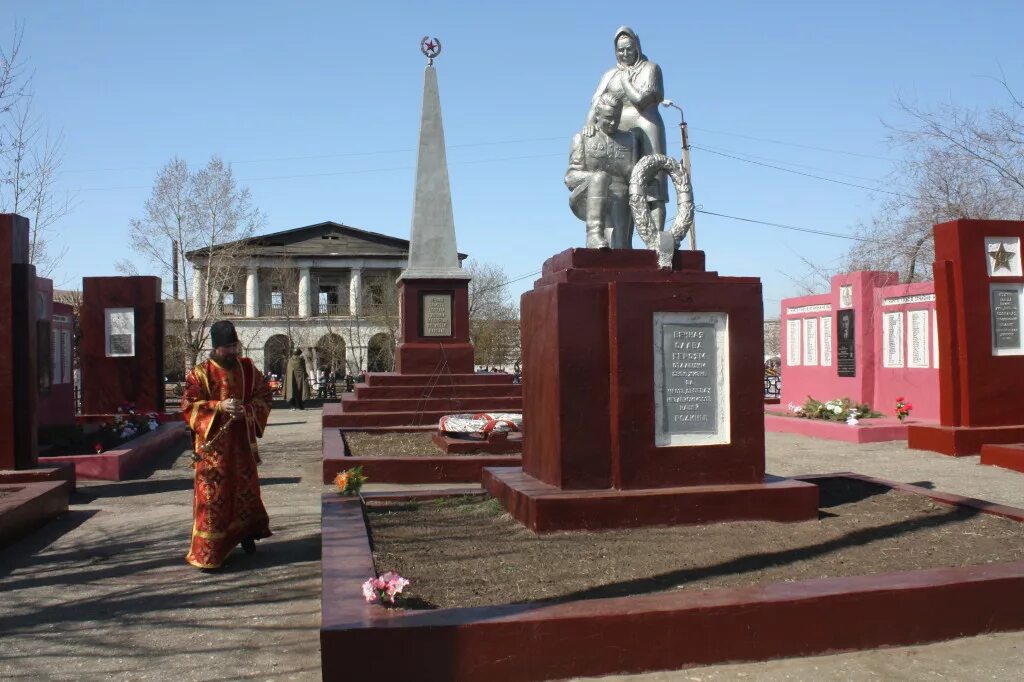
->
339, 395, 522, 414
364, 372, 515, 388
353, 384, 522, 400
324, 407, 474, 429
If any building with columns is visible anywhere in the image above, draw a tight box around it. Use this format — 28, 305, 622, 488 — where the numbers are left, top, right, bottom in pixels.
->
182, 221, 465, 377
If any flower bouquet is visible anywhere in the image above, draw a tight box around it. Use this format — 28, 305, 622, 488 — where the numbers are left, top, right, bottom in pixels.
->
362, 571, 410, 605
895, 397, 913, 422
334, 466, 367, 496
792, 396, 880, 422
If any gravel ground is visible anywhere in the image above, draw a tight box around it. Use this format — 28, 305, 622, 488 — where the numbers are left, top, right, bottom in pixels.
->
2, 415, 1024, 681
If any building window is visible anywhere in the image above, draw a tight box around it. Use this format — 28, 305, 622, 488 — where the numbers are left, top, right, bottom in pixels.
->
221, 288, 235, 305
271, 287, 283, 308
318, 285, 339, 314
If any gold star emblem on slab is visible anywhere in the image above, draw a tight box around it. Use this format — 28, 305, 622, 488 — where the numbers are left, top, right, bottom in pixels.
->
989, 242, 1017, 272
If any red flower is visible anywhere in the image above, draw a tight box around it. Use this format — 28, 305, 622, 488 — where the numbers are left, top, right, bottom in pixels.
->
905, 403, 913, 411
895, 397, 905, 403
93, 442, 103, 453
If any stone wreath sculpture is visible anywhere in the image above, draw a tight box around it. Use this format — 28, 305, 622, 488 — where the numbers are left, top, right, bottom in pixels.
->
629, 154, 695, 268
438, 412, 523, 435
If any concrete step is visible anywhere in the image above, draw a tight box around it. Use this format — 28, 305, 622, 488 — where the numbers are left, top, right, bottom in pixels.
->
339, 394, 522, 414
325, 408, 475, 429
353, 384, 522, 400
364, 372, 515, 387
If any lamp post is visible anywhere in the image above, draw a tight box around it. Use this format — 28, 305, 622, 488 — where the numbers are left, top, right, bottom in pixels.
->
661, 99, 696, 249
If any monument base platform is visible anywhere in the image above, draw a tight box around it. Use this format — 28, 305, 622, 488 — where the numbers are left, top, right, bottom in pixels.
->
432, 431, 523, 454
482, 467, 819, 533
0, 480, 70, 547
907, 423, 1024, 456
324, 372, 521, 429
981, 443, 1024, 474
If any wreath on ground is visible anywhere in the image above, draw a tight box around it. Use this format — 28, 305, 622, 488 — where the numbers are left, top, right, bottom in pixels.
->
438, 413, 523, 435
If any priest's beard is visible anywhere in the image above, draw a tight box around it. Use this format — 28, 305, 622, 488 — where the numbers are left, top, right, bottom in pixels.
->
210, 351, 239, 369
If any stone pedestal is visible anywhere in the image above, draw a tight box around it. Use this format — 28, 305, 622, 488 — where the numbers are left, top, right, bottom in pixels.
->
908, 220, 1024, 455
485, 249, 818, 531
80, 276, 165, 414
0, 214, 39, 470
394, 278, 474, 375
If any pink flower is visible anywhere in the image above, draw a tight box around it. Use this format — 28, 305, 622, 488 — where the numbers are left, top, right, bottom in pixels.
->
362, 579, 379, 603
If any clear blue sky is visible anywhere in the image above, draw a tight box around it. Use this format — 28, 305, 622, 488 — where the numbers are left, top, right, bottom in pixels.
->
6, 1, 1024, 314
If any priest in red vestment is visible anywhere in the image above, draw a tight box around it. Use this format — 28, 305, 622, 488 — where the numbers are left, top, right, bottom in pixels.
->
182, 320, 273, 569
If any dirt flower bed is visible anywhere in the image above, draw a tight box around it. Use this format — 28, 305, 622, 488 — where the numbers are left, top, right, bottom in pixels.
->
366, 478, 1024, 610
344, 431, 481, 457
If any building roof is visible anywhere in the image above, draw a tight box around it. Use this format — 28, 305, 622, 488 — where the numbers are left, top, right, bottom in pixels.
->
185, 221, 468, 261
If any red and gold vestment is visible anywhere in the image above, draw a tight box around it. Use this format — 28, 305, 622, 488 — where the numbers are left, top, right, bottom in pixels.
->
181, 356, 272, 569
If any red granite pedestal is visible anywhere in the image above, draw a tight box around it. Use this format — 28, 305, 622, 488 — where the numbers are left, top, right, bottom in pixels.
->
0, 214, 39, 471
907, 220, 1024, 456
327, 277, 522, 429
80, 276, 165, 415
485, 249, 818, 532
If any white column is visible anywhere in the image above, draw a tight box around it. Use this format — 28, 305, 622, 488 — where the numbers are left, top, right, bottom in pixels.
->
349, 268, 362, 316
191, 267, 206, 317
245, 266, 259, 318
298, 267, 311, 318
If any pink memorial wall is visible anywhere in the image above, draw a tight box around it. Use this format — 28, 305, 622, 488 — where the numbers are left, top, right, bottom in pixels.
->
779, 271, 940, 422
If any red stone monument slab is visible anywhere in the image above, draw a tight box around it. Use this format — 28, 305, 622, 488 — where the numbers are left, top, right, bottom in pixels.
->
80, 276, 165, 414
908, 220, 1024, 455
394, 278, 473, 374
0, 213, 39, 470
486, 249, 818, 531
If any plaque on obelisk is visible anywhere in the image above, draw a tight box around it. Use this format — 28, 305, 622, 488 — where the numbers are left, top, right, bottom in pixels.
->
394, 37, 474, 374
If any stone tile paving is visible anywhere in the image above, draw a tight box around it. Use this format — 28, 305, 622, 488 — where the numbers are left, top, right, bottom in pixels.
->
0, 406, 324, 681
3, 413, 1024, 681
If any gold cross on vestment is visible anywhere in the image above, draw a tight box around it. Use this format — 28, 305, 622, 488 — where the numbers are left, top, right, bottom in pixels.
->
989, 241, 1017, 272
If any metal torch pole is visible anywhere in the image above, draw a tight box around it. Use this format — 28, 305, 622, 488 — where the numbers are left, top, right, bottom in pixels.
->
662, 100, 697, 250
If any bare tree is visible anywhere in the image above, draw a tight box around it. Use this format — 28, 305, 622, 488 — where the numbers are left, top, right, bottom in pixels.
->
122, 155, 266, 370
466, 260, 519, 368
844, 84, 1024, 282
0, 26, 73, 276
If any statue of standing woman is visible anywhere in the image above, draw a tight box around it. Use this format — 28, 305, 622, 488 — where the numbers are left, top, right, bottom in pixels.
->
583, 26, 668, 239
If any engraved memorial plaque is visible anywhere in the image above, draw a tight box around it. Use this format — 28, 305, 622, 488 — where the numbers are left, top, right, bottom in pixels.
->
837, 309, 855, 377
992, 287, 1022, 351
908, 310, 929, 368
786, 319, 801, 366
820, 316, 833, 366
105, 308, 135, 357
422, 293, 453, 337
883, 311, 904, 368
802, 316, 818, 366
654, 312, 730, 447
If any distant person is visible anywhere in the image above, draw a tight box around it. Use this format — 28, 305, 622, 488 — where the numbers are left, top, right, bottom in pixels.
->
284, 349, 310, 410
181, 320, 272, 570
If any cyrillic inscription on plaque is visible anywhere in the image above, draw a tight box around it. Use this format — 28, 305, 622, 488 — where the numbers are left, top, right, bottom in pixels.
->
991, 286, 1022, 353
654, 312, 730, 447
908, 309, 929, 368
422, 294, 452, 337
105, 307, 135, 357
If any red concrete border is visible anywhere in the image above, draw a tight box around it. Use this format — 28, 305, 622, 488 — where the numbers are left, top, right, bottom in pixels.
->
980, 443, 1024, 474
908, 423, 1024, 456
0, 480, 70, 547
322, 427, 521, 484
0, 464, 76, 492
431, 431, 523, 455
765, 412, 918, 443
483, 467, 819, 532
321, 475, 1024, 681
38, 422, 189, 481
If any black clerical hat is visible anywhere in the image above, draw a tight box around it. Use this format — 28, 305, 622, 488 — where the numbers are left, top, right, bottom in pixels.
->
210, 320, 239, 348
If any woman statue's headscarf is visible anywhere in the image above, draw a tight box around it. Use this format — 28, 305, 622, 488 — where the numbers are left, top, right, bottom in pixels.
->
613, 26, 647, 74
